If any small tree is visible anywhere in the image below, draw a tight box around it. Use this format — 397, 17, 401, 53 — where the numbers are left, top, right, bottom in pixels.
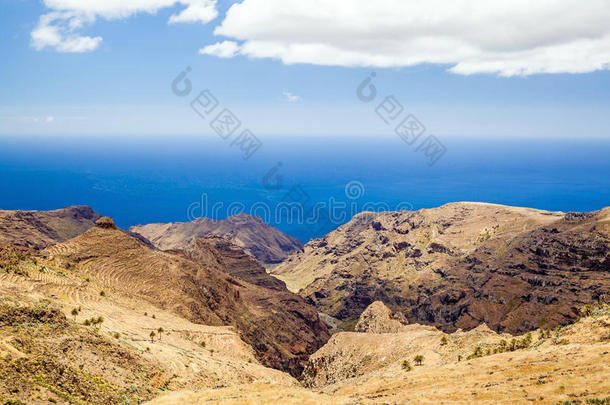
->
71, 308, 79, 321
414, 355, 424, 366
157, 327, 164, 340
149, 331, 156, 342
440, 336, 448, 346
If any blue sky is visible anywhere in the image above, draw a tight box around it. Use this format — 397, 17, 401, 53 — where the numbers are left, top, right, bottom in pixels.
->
1, 0, 610, 137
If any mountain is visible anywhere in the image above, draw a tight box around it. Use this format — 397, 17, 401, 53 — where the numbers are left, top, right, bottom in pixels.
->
130, 213, 303, 265
0, 205, 101, 249
43, 217, 328, 377
272, 202, 610, 334
1, 233, 297, 404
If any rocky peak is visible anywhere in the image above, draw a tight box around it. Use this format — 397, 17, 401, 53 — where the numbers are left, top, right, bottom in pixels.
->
95, 216, 117, 229
354, 301, 406, 333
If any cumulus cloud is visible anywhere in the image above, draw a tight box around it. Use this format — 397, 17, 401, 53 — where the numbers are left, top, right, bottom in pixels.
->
199, 40, 240, 58
207, 0, 610, 76
32, 0, 218, 52
31, 12, 102, 52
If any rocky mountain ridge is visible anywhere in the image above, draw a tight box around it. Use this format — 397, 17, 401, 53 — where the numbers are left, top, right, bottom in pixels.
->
130, 213, 304, 265
272, 202, 610, 334
0, 205, 101, 249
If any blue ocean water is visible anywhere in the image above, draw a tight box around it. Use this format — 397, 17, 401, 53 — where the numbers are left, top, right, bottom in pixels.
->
0, 135, 609, 242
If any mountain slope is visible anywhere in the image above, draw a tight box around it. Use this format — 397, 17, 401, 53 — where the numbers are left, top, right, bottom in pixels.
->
44, 217, 328, 376
0, 205, 101, 249
272, 202, 610, 334
182, 235, 288, 291
0, 239, 296, 404
147, 302, 610, 404
130, 213, 303, 265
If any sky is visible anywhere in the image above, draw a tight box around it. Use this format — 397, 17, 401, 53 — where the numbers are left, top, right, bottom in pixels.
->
1, 0, 610, 138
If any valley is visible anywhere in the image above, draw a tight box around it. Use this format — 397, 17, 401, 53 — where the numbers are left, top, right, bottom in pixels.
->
0, 203, 608, 404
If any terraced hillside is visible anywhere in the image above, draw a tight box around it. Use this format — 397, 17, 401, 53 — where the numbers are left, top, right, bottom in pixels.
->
0, 239, 297, 404
272, 202, 610, 334
43, 217, 328, 376
130, 213, 303, 265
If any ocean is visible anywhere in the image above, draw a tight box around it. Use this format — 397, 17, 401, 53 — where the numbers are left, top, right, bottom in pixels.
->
1, 135, 609, 242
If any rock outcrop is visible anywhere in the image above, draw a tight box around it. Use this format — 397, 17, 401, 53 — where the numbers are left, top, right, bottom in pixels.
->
354, 301, 406, 333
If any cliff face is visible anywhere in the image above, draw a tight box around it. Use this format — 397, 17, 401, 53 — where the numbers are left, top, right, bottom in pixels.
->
272, 202, 610, 334
182, 235, 287, 291
0, 205, 101, 249
130, 213, 303, 265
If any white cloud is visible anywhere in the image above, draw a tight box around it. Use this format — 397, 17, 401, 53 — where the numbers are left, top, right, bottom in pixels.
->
32, 0, 218, 52
199, 40, 240, 58
45, 116, 56, 123
281, 92, 301, 103
207, 0, 610, 76
31, 12, 102, 53
169, 0, 218, 24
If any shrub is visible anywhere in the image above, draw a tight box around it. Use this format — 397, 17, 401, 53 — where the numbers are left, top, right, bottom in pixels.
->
581, 304, 594, 317
401, 360, 412, 371
100, 290, 106, 297
440, 336, 448, 346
